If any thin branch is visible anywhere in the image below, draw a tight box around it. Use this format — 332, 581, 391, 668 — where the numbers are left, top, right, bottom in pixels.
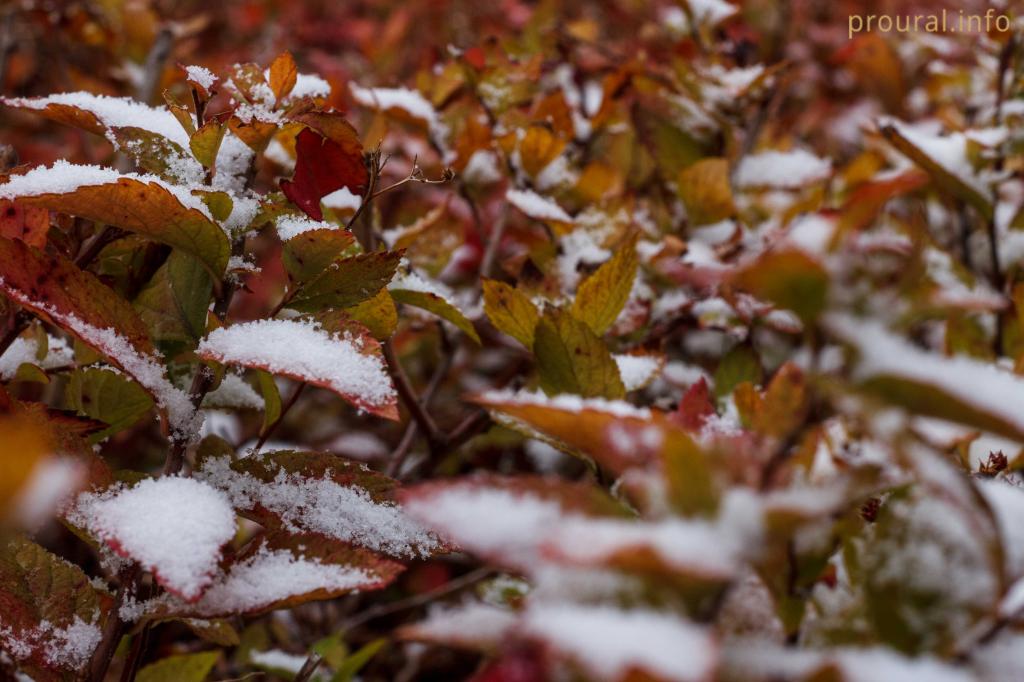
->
87, 565, 141, 682
136, 27, 174, 105
253, 382, 307, 452
382, 339, 446, 451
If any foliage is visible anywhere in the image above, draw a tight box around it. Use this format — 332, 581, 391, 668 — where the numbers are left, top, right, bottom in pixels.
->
0, 0, 1023, 681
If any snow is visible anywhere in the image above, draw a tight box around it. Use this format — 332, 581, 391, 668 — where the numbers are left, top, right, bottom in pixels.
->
189, 544, 377, 616
289, 73, 332, 101
249, 649, 313, 675
787, 214, 836, 255
3, 92, 190, 147
506, 188, 573, 223
322, 186, 362, 212
734, 149, 831, 189
406, 603, 517, 646
477, 388, 652, 419
461, 149, 503, 185
522, 605, 714, 682
0, 160, 214, 222
881, 118, 989, 197
202, 373, 265, 410
12, 457, 85, 529
0, 293, 200, 442
195, 455, 441, 558
0, 615, 102, 669
388, 266, 455, 300
827, 314, 1024, 437
276, 214, 340, 240
0, 334, 74, 380
70, 477, 236, 600
614, 354, 661, 391
686, 0, 739, 27
349, 83, 448, 141
196, 319, 396, 410
184, 65, 217, 91
213, 132, 256, 196
977, 479, 1024, 578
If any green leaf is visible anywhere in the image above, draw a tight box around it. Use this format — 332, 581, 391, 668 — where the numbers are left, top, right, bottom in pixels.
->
135, 251, 214, 352
65, 368, 154, 441
282, 227, 357, 284
136, 651, 220, 682
390, 288, 480, 344
256, 369, 282, 436
333, 638, 387, 682
290, 251, 401, 312
713, 344, 763, 398
343, 289, 398, 340
571, 233, 638, 335
482, 279, 539, 348
533, 307, 625, 399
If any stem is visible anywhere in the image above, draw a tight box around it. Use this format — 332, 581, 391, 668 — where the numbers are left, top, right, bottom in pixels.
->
87, 565, 140, 682
382, 339, 446, 451
253, 382, 306, 452
136, 27, 174, 105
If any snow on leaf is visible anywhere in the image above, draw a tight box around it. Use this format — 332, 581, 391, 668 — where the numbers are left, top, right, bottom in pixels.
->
733, 149, 831, 190
398, 603, 517, 651
401, 475, 628, 570
349, 83, 448, 142
69, 477, 236, 600
614, 353, 663, 391
0, 334, 74, 381
0, 161, 229, 277
388, 268, 480, 343
196, 318, 398, 420
0, 237, 199, 442
0, 535, 112, 678
281, 128, 368, 221
505, 188, 573, 225
194, 451, 443, 558
827, 314, 1024, 441
521, 605, 715, 682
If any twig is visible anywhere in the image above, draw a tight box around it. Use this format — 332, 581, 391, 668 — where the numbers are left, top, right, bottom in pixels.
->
0, 6, 15, 94
480, 203, 508, 280
136, 27, 174, 105
253, 382, 307, 452
294, 654, 324, 682
382, 339, 446, 451
87, 565, 141, 682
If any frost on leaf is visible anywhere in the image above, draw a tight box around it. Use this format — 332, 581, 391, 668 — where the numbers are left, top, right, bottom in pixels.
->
194, 451, 444, 558
196, 318, 398, 420
69, 477, 236, 601
0, 161, 229, 277
0, 535, 111, 679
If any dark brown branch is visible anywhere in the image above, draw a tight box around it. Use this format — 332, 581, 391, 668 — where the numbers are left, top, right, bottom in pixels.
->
382, 339, 446, 451
87, 565, 141, 682
253, 382, 307, 452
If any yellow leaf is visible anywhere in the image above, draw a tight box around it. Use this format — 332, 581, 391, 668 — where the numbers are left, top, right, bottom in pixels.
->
677, 158, 735, 226
571, 233, 638, 335
482, 279, 539, 348
533, 307, 625, 398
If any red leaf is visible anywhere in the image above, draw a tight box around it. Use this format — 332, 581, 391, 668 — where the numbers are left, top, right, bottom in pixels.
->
671, 378, 715, 432
281, 128, 368, 220
469, 652, 546, 682
0, 200, 48, 248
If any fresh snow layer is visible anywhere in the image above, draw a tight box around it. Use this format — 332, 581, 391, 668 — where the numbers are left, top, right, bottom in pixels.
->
0, 615, 102, 669
406, 603, 517, 646
195, 455, 441, 558
0, 334, 74, 380
506, 188, 573, 223
322, 186, 362, 211
734, 149, 831, 189
202, 373, 265, 410
71, 477, 236, 600
614, 354, 661, 391
189, 545, 376, 616
196, 319, 396, 410
477, 388, 652, 419
275, 214, 340, 240
184, 65, 218, 91
0, 160, 214, 221
3, 92, 190, 147
522, 605, 714, 682
349, 84, 446, 140
827, 314, 1024, 437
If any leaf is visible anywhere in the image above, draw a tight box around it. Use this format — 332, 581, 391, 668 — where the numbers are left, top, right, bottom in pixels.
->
65, 368, 154, 442
713, 344, 763, 398
256, 369, 282, 435
533, 307, 625, 399
281, 128, 369, 221
751, 363, 808, 440
389, 287, 481, 344
134, 250, 214, 352
333, 638, 387, 682
282, 227, 357, 284
571, 233, 638, 335
1, 171, 229, 278
677, 158, 735, 226
0, 414, 53, 514
880, 122, 993, 221
268, 51, 298, 103
0, 200, 48, 248
730, 248, 829, 324
136, 652, 220, 682
291, 250, 402, 312
0, 534, 113, 679
108, 128, 200, 181
343, 289, 398, 341
482, 279, 539, 348
671, 377, 716, 432
189, 120, 226, 169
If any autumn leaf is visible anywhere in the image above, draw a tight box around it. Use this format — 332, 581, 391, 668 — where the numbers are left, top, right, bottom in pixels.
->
281, 128, 369, 221
571, 233, 638, 335
730, 248, 829, 324
0, 200, 48, 248
482, 279, 539, 348
268, 51, 298, 103
290, 250, 402, 312
677, 158, 735, 226
534, 307, 625, 399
